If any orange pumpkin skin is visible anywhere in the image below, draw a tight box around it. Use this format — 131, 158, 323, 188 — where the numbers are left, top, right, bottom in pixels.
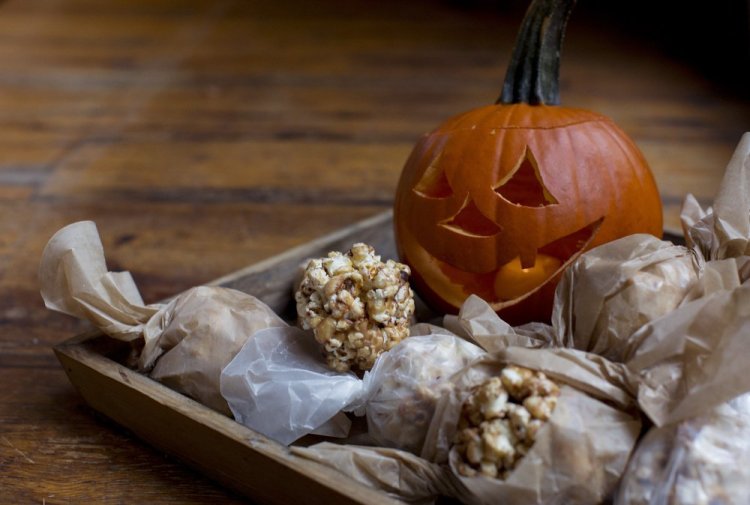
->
394, 103, 663, 324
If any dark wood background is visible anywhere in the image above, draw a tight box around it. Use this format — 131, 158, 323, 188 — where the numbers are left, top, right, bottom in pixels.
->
1, 0, 748, 502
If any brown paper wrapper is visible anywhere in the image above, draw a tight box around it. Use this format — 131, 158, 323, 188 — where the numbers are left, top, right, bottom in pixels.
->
421, 352, 641, 505
440, 297, 638, 410
681, 133, 750, 261
551, 235, 699, 363
147, 286, 286, 414
547, 134, 750, 368
39, 221, 286, 415
626, 283, 750, 427
615, 392, 750, 505
39, 221, 159, 341
443, 295, 552, 353
291, 442, 472, 504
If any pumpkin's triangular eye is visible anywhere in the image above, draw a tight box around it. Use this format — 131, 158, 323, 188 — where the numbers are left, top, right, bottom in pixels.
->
494, 147, 558, 207
413, 153, 453, 198
440, 196, 502, 237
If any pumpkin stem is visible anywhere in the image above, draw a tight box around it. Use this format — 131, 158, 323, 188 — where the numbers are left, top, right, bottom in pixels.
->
498, 0, 576, 105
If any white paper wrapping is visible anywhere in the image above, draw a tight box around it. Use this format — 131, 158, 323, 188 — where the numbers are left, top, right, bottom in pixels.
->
220, 325, 363, 445
364, 324, 486, 453
220, 323, 486, 448
616, 392, 750, 505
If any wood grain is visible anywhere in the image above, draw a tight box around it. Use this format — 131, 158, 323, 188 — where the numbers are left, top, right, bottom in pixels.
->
1, 0, 748, 502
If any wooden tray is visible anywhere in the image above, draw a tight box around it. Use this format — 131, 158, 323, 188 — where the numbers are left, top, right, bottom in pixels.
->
53, 210, 407, 505
53, 210, 683, 504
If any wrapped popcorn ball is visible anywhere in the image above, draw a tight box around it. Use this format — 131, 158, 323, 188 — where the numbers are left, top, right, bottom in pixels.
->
453, 366, 560, 479
39, 221, 287, 416
552, 234, 700, 362
364, 328, 485, 454
616, 393, 750, 505
295, 243, 415, 372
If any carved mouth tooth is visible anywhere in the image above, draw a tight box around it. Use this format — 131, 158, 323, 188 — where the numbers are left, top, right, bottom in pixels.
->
425, 217, 604, 303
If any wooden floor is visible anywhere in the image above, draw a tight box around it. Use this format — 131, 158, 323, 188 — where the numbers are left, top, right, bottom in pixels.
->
1, 0, 748, 502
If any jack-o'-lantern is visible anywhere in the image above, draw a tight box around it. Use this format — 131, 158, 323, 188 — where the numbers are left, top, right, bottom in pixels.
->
394, 0, 663, 324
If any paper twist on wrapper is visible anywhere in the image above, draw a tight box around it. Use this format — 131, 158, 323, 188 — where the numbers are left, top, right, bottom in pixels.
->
39, 221, 287, 415
220, 323, 485, 448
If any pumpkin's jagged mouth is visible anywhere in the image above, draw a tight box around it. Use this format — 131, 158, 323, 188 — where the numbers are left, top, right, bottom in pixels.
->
536, 217, 603, 267
428, 217, 604, 304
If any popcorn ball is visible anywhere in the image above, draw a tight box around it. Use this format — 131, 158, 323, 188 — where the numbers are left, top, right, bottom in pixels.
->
365, 332, 485, 454
454, 366, 560, 479
295, 243, 415, 372
617, 393, 750, 505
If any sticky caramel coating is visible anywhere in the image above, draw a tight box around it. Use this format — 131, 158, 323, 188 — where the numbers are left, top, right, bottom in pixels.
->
295, 243, 415, 372
454, 366, 560, 479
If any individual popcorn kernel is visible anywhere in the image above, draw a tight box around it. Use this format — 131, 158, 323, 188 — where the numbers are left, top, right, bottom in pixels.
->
295, 243, 415, 372
454, 366, 561, 479
523, 394, 558, 421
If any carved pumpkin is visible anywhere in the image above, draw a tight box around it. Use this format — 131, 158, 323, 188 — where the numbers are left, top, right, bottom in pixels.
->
393, 0, 663, 324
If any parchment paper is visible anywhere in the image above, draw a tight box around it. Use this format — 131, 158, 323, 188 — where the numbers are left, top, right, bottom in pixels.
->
443, 295, 552, 353
291, 442, 472, 504
39, 221, 286, 415
616, 392, 750, 505
681, 133, 750, 261
551, 235, 699, 363
421, 352, 641, 505
220, 324, 364, 445
626, 283, 750, 427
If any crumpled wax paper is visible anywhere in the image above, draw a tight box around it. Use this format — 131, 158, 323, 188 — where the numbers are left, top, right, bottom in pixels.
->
625, 283, 750, 428
615, 392, 750, 505
219, 324, 364, 445
39, 221, 286, 415
220, 323, 485, 447
551, 235, 699, 363
421, 350, 641, 505
290, 442, 472, 505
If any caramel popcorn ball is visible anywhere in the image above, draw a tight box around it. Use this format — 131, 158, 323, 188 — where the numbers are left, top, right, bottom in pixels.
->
454, 366, 560, 479
295, 243, 415, 373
